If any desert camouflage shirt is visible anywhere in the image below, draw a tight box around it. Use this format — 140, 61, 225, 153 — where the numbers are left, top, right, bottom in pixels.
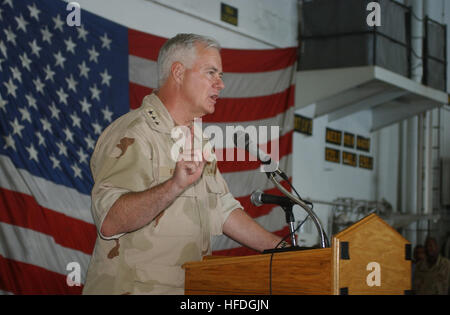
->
82, 94, 241, 294
413, 255, 450, 295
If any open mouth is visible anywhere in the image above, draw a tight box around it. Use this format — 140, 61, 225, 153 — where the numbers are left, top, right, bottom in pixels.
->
209, 95, 219, 103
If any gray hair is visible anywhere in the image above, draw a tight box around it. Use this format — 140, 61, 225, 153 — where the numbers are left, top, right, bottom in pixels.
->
157, 33, 221, 87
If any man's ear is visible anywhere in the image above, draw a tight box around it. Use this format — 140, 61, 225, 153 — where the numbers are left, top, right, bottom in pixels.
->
171, 62, 185, 85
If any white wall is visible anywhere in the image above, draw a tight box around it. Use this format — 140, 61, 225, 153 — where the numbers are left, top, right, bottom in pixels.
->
293, 108, 376, 202
69, 0, 298, 49
375, 122, 400, 209
150, 0, 298, 48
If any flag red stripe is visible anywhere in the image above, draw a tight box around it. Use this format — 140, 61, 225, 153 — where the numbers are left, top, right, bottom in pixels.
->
0, 188, 96, 255
0, 256, 82, 295
129, 82, 153, 109
202, 85, 295, 123
128, 29, 297, 73
211, 226, 291, 256
221, 48, 297, 73
216, 131, 293, 173
128, 28, 166, 61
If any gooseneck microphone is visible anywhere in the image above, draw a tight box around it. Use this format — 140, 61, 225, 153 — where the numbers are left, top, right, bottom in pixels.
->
234, 131, 329, 249
251, 190, 297, 247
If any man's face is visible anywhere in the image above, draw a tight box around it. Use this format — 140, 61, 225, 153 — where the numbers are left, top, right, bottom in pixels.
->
181, 44, 225, 117
425, 238, 438, 259
414, 246, 425, 262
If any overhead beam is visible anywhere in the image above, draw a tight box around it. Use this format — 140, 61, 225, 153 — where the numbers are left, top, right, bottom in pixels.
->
371, 100, 440, 132
296, 66, 376, 108
328, 88, 409, 122
295, 65, 447, 132
314, 83, 384, 118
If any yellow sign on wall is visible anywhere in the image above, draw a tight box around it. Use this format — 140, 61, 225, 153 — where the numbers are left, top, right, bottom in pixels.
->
221, 3, 238, 26
359, 155, 373, 170
294, 114, 313, 136
326, 128, 342, 146
343, 151, 357, 167
357, 135, 370, 152
325, 147, 340, 164
344, 132, 355, 148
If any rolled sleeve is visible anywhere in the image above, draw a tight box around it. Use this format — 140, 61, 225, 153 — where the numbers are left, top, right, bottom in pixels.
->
90, 127, 155, 240
219, 192, 242, 225
91, 185, 129, 240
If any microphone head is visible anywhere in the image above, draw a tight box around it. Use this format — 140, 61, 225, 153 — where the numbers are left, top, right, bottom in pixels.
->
250, 189, 264, 207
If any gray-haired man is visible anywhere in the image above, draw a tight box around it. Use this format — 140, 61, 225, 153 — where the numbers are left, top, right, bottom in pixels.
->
83, 34, 284, 294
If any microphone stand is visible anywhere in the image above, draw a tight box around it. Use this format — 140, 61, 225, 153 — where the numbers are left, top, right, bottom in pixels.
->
268, 170, 329, 249
281, 203, 298, 247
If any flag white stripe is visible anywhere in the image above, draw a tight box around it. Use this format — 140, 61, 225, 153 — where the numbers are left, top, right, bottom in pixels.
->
0, 155, 93, 224
128, 55, 159, 89
0, 289, 14, 295
212, 206, 287, 251
0, 222, 91, 284
221, 66, 295, 98
128, 55, 295, 98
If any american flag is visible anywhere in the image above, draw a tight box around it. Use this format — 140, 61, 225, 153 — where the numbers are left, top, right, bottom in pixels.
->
0, 0, 296, 294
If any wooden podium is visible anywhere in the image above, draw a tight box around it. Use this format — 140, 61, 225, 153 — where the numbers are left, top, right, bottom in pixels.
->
183, 214, 412, 295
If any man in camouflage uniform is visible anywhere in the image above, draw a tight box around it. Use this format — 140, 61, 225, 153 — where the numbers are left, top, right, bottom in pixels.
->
82, 34, 284, 294
413, 236, 450, 295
